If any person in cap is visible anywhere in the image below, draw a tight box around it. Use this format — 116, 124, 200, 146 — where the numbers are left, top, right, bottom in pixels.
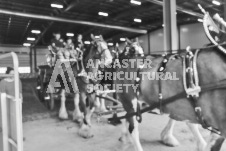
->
64, 38, 77, 60
50, 32, 65, 60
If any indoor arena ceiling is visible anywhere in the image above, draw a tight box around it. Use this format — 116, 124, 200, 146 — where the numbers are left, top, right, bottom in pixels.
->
0, 0, 224, 46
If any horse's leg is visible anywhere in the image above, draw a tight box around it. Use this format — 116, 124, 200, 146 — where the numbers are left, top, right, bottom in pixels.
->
186, 122, 207, 151
59, 89, 68, 120
119, 119, 131, 143
161, 118, 180, 146
78, 92, 94, 138
205, 133, 224, 151
72, 93, 83, 123
84, 93, 95, 126
95, 92, 107, 112
129, 98, 143, 151
100, 93, 107, 112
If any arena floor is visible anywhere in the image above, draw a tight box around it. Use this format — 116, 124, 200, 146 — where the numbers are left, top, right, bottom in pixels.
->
1, 79, 226, 151
23, 113, 226, 151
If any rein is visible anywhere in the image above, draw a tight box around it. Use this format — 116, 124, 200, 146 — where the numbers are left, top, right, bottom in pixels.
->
109, 78, 226, 129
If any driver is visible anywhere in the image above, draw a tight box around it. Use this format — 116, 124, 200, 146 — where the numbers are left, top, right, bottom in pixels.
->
50, 32, 65, 60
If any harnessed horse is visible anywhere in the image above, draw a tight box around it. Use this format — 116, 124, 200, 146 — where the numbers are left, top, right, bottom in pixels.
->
57, 34, 113, 138
111, 38, 226, 151
112, 42, 207, 150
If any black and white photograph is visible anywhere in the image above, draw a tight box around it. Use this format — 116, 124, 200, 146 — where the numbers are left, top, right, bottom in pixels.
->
1, 0, 226, 151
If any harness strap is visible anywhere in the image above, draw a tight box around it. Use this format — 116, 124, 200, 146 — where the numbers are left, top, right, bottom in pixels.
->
108, 79, 226, 124
184, 48, 221, 135
157, 55, 170, 114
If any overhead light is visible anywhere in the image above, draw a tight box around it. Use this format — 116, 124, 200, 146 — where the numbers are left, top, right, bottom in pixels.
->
130, 0, 141, 5
120, 38, 126, 41
198, 18, 203, 22
31, 30, 41, 34
98, 12, 108, 17
212, 0, 221, 5
27, 37, 35, 41
66, 33, 74, 37
23, 43, 31, 47
95, 35, 100, 38
162, 24, 165, 27
51, 3, 64, 8
134, 18, 142, 23
84, 41, 91, 45
108, 43, 114, 46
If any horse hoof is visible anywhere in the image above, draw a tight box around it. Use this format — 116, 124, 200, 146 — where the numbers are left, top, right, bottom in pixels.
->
73, 116, 83, 124
59, 113, 69, 120
72, 112, 84, 123
100, 107, 108, 112
161, 134, 180, 147
78, 124, 94, 139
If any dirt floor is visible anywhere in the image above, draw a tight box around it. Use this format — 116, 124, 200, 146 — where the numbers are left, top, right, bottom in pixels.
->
22, 113, 226, 151
2, 78, 226, 151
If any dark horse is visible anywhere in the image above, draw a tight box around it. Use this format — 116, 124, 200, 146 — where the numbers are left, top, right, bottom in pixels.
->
56, 34, 112, 138
114, 42, 226, 151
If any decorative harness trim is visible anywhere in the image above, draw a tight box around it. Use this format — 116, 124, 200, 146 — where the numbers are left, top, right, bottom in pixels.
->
199, 4, 226, 54
133, 49, 221, 135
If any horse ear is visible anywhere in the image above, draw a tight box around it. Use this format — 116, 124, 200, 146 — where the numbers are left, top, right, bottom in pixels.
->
135, 37, 139, 43
99, 35, 104, 41
126, 38, 132, 45
135, 37, 140, 45
90, 34, 95, 41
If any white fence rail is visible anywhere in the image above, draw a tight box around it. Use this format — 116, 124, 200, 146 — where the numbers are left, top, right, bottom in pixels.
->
0, 52, 23, 151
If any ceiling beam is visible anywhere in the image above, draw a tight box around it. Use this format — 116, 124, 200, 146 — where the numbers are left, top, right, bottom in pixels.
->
34, 0, 80, 45
0, 8, 148, 35
143, 0, 204, 18
111, 4, 160, 20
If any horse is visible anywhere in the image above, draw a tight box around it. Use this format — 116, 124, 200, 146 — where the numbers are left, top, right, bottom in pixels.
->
116, 41, 207, 150
112, 41, 226, 151
57, 34, 113, 138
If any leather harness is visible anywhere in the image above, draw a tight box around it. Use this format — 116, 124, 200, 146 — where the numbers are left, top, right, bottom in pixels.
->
109, 48, 226, 135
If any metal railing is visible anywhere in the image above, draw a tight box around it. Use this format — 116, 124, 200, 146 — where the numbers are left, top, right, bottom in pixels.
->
0, 52, 23, 151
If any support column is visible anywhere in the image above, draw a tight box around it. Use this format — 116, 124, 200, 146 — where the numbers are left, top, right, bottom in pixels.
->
224, 0, 226, 21
163, 0, 179, 52
148, 32, 151, 54
29, 47, 33, 73
34, 47, 37, 72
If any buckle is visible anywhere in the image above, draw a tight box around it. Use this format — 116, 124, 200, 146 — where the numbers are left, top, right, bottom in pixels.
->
186, 86, 201, 97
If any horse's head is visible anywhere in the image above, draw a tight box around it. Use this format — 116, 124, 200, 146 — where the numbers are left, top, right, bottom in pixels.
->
121, 38, 144, 58
86, 34, 113, 65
